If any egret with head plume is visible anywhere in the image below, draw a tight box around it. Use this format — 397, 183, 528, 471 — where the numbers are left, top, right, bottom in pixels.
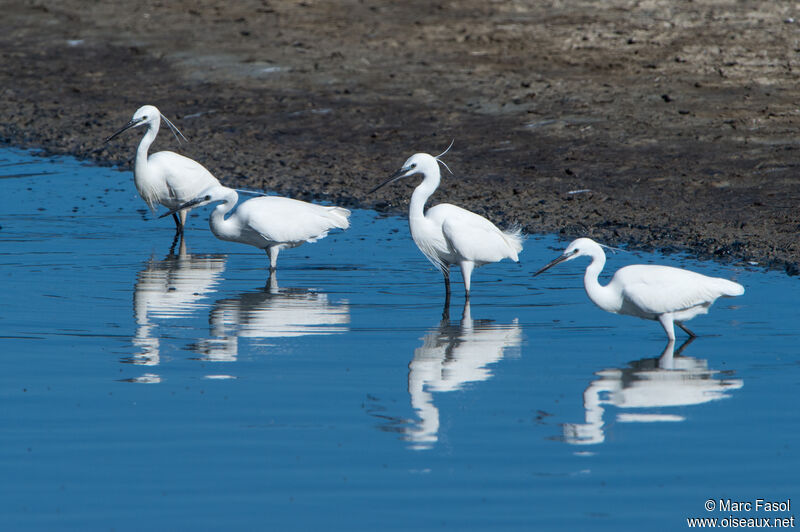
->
534, 237, 744, 340
106, 104, 221, 233
372, 142, 524, 304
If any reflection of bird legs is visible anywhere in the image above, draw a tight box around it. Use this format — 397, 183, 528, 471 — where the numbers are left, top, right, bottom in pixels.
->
658, 336, 695, 370
168, 230, 181, 256
167, 230, 187, 258
460, 299, 472, 327
440, 299, 471, 333
675, 336, 695, 356
441, 298, 450, 321
265, 270, 279, 294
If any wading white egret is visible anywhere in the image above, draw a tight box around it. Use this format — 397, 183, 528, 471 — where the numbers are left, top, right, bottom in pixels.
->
105, 104, 221, 233
371, 144, 524, 302
162, 184, 350, 271
534, 237, 744, 340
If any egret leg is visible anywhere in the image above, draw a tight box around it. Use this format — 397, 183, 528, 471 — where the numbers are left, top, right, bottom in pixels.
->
676, 321, 696, 338
675, 336, 695, 356
442, 266, 451, 318
171, 212, 183, 233
657, 314, 676, 341
460, 261, 474, 300
266, 246, 280, 271
179, 209, 188, 229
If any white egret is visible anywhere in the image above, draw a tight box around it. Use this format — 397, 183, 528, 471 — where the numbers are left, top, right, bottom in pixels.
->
161, 184, 350, 271
105, 104, 221, 233
371, 144, 524, 301
534, 237, 744, 340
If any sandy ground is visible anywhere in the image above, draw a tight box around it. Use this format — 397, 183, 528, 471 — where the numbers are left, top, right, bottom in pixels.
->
1, 0, 799, 272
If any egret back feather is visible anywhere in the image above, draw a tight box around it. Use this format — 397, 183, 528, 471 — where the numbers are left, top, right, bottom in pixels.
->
238, 197, 351, 247
614, 265, 744, 318
434, 204, 523, 265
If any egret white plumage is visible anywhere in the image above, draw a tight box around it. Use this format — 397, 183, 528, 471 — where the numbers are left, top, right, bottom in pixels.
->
371, 144, 524, 302
534, 237, 744, 340
161, 184, 350, 271
105, 104, 221, 233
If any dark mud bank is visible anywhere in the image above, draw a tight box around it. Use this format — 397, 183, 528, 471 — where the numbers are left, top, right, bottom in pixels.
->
2, 1, 799, 274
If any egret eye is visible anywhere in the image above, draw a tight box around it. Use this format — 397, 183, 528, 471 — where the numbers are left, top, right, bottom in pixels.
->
141, 115, 148, 120
205, 195, 211, 201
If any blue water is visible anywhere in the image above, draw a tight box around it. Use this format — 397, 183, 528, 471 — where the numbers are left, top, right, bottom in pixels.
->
0, 147, 797, 531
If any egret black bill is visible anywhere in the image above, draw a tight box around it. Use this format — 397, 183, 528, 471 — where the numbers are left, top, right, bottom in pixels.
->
159, 196, 208, 219
533, 249, 579, 276
369, 164, 417, 194
105, 117, 146, 143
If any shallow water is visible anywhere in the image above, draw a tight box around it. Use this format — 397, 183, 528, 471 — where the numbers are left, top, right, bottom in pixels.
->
0, 147, 797, 531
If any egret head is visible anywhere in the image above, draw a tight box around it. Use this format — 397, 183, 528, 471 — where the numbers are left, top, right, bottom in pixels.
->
369, 140, 454, 194
132, 105, 161, 125
534, 238, 602, 276
105, 105, 187, 144
158, 185, 234, 219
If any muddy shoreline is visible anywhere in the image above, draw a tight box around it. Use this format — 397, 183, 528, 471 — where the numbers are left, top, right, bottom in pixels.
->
2, 1, 799, 273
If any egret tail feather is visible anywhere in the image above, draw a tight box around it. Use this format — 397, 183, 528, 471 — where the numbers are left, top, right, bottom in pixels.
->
501, 224, 525, 258
326, 206, 351, 230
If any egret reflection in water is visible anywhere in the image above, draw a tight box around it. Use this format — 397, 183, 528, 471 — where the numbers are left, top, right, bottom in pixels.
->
131, 238, 226, 367
192, 271, 350, 361
563, 339, 743, 445
405, 302, 523, 450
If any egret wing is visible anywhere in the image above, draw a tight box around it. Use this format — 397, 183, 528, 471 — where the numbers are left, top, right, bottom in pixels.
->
239, 196, 348, 244
436, 204, 519, 264
616, 265, 732, 316
151, 151, 219, 203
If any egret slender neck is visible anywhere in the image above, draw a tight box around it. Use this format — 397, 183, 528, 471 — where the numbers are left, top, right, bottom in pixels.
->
208, 188, 241, 241
135, 119, 160, 169
581, 248, 621, 313
409, 160, 441, 220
